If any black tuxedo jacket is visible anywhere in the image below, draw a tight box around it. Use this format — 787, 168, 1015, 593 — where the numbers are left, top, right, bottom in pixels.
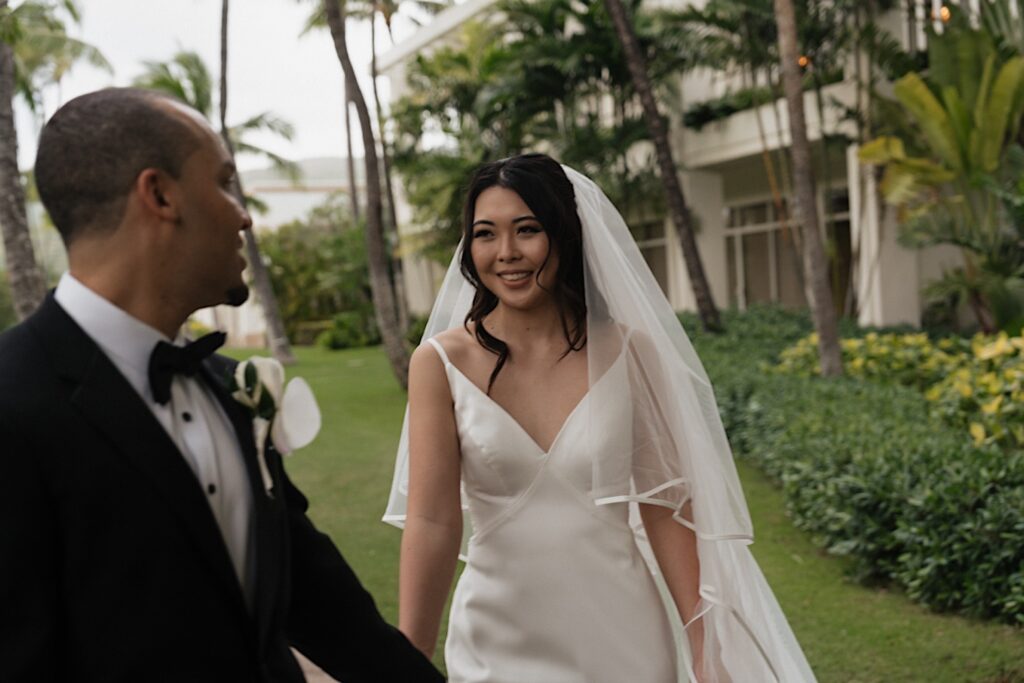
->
0, 296, 443, 682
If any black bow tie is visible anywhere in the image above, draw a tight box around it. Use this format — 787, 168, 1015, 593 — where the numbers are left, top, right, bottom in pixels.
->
148, 332, 227, 405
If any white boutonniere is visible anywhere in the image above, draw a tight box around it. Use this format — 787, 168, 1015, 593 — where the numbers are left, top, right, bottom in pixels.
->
229, 357, 322, 498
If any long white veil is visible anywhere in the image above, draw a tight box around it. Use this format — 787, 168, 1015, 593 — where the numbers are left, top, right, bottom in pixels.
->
385, 165, 816, 682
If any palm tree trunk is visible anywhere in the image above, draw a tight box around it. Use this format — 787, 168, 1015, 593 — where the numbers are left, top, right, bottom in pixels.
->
0, 33, 46, 320
344, 80, 360, 223
369, 9, 409, 332
602, 0, 722, 332
325, 0, 409, 388
773, 0, 842, 376
220, 0, 295, 363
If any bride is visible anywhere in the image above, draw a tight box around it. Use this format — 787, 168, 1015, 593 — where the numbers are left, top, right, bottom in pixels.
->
385, 153, 815, 682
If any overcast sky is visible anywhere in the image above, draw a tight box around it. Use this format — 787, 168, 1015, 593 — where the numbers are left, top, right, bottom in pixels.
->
14, 0, 427, 171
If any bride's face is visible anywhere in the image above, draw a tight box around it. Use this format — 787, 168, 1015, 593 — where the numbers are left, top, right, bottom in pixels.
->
470, 185, 559, 311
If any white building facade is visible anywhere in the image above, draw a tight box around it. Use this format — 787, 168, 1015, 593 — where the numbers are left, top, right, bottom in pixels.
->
379, 0, 963, 328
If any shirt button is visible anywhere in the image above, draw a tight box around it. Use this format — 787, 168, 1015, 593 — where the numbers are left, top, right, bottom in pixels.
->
182, 412, 193, 422
207, 483, 217, 495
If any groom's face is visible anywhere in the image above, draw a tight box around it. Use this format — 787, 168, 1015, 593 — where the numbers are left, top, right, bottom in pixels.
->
169, 118, 253, 309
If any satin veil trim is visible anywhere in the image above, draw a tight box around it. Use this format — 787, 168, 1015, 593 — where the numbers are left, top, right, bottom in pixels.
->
595, 480, 754, 542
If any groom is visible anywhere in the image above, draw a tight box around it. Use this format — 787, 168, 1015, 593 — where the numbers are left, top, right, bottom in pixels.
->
0, 88, 443, 682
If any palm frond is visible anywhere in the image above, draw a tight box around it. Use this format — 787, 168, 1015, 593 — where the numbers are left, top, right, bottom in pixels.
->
233, 111, 296, 140
132, 50, 213, 116
8, 0, 109, 106
233, 139, 302, 184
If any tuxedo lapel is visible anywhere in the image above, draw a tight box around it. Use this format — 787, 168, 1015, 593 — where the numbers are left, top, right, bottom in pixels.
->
200, 357, 284, 648
29, 297, 248, 616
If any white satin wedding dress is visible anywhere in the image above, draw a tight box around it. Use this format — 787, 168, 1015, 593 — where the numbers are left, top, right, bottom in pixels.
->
426, 337, 680, 683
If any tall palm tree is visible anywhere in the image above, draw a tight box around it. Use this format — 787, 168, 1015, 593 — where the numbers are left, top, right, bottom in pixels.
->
0, 14, 44, 320
324, 0, 409, 388
218, 0, 294, 363
773, 0, 842, 375
302, 0, 450, 331
602, 0, 722, 332
0, 0, 107, 320
368, 0, 450, 333
344, 80, 360, 223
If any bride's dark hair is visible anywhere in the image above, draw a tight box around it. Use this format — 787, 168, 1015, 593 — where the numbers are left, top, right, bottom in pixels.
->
460, 153, 587, 393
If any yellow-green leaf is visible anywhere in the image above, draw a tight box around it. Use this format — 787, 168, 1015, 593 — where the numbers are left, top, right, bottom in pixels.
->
970, 422, 987, 444
978, 56, 1024, 173
859, 136, 906, 164
894, 72, 964, 172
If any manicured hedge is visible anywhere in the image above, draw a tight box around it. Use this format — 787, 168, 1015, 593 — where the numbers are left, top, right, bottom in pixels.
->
683, 307, 1024, 625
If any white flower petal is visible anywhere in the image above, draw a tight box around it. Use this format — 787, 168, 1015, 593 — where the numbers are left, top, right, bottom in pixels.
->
253, 417, 274, 497
250, 357, 286, 405
273, 377, 321, 452
234, 360, 250, 394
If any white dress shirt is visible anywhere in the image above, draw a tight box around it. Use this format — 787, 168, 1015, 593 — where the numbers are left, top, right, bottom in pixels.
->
55, 273, 256, 609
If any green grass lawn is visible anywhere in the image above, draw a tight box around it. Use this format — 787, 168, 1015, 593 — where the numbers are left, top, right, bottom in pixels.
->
231, 345, 1024, 682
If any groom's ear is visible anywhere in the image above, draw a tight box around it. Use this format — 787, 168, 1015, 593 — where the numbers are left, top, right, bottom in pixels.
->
135, 168, 180, 222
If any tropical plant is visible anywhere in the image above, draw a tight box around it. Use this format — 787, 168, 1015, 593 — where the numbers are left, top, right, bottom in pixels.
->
6, 0, 108, 111
259, 193, 372, 340
0, 0, 107, 320
980, 0, 1024, 62
133, 49, 298, 181
859, 6, 1024, 333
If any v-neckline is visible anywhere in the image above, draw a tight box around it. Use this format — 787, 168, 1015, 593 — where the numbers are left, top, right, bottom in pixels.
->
443, 349, 624, 457
448, 365, 586, 456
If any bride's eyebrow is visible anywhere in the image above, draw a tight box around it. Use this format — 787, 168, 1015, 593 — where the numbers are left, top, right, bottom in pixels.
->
471, 215, 539, 228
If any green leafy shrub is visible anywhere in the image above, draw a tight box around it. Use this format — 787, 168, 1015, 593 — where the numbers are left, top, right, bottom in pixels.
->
689, 306, 1024, 625
776, 329, 1024, 448
293, 320, 333, 347
926, 333, 1024, 448
776, 331, 968, 389
720, 367, 1024, 624
316, 310, 380, 350
260, 193, 372, 343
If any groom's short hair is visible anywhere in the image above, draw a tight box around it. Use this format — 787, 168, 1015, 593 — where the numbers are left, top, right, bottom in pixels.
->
35, 87, 205, 245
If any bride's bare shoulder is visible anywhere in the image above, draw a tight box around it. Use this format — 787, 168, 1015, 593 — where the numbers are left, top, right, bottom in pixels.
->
419, 325, 482, 366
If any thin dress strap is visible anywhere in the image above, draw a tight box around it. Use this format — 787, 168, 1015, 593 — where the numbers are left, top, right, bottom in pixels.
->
425, 337, 452, 366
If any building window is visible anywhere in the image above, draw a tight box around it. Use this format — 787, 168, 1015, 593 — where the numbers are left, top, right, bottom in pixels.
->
725, 189, 851, 311
630, 219, 669, 296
